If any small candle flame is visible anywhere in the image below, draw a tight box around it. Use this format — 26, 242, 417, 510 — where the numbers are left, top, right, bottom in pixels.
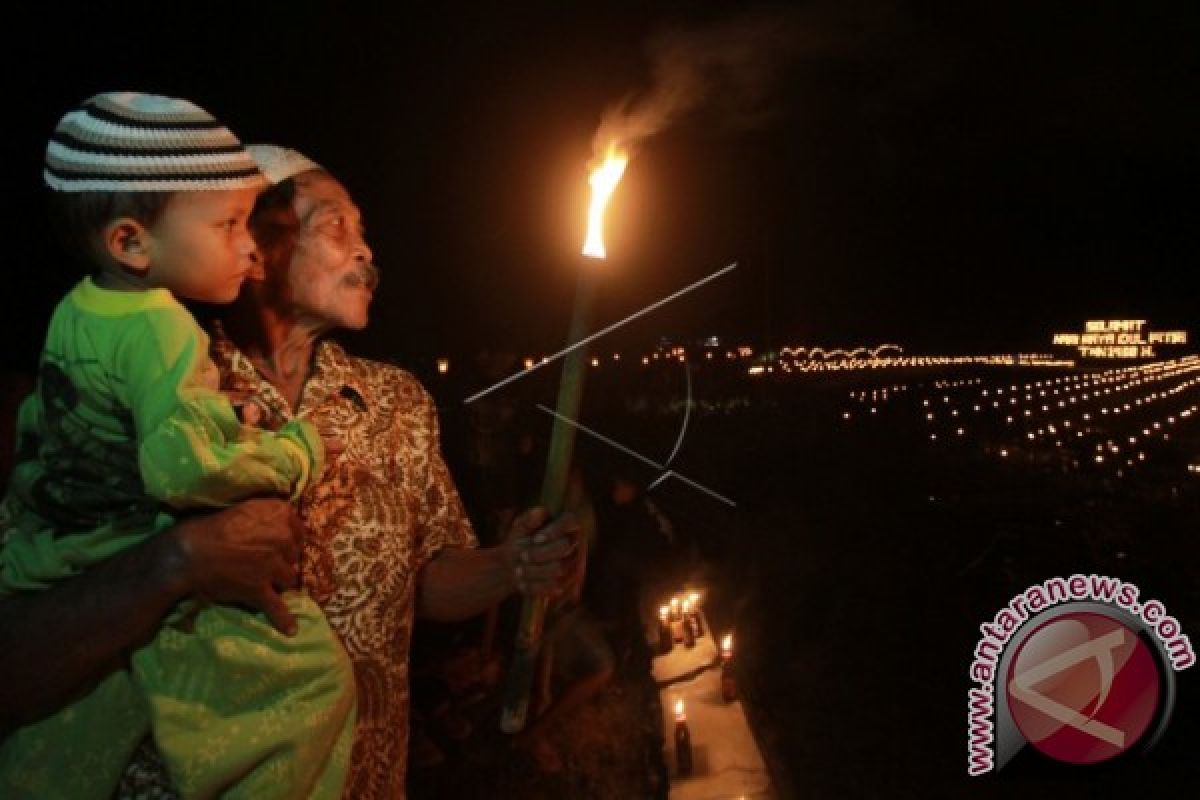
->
674, 699, 686, 720
688, 591, 700, 606
722, 634, 733, 656
659, 605, 670, 621
682, 598, 692, 614
582, 142, 628, 259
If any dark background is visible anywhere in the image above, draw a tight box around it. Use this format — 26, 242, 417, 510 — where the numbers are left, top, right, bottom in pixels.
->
2, 4, 1199, 796
1, 0, 1197, 371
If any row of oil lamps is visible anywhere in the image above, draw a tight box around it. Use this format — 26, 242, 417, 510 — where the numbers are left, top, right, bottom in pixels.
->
920, 359, 1200, 468
657, 592, 737, 778
850, 359, 1199, 418
851, 357, 1200, 412
842, 357, 1200, 477
657, 593, 707, 651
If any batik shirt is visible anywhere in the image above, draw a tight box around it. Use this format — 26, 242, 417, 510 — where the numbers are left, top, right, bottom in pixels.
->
211, 330, 477, 798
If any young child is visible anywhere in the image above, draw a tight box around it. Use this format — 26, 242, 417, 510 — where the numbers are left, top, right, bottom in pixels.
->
0, 93, 355, 799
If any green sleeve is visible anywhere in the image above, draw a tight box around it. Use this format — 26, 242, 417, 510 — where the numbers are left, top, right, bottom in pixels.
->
12, 391, 42, 464
116, 306, 324, 508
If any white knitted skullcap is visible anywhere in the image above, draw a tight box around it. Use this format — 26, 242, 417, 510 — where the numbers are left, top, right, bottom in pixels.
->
44, 92, 266, 192
246, 145, 323, 185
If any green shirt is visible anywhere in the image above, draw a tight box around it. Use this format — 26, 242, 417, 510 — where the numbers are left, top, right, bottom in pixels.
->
0, 277, 321, 592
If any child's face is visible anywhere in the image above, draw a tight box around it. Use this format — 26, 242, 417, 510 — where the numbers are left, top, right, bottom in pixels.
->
145, 188, 261, 303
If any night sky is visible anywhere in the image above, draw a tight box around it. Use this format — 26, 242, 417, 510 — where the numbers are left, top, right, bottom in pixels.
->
1, 1, 1197, 371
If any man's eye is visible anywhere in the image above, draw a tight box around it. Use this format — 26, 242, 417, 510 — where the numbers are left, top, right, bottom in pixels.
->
318, 216, 347, 236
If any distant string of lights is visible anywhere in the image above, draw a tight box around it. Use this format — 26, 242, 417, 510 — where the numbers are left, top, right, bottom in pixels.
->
439, 346, 1074, 378
765, 353, 1073, 375
779, 344, 904, 360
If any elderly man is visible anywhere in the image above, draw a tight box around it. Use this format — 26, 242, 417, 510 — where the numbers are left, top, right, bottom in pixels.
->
0, 147, 578, 799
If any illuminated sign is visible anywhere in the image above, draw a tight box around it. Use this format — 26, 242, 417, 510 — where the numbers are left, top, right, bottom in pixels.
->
1052, 321, 1188, 360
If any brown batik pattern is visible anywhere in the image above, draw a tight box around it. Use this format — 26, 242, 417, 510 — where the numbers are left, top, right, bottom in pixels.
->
212, 332, 477, 799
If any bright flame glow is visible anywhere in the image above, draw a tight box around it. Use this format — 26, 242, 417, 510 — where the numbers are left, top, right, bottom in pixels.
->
722, 634, 733, 656
582, 144, 628, 259
674, 699, 686, 720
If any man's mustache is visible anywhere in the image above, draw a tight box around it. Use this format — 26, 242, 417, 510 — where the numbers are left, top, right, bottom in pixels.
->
346, 262, 380, 291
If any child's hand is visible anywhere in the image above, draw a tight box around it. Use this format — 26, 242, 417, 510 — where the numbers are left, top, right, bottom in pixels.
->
241, 403, 264, 426
225, 389, 273, 429
321, 435, 346, 461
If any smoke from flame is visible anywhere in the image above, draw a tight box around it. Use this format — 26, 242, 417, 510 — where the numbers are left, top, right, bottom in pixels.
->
590, 8, 807, 159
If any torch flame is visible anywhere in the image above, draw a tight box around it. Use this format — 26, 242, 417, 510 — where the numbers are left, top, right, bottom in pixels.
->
582, 143, 628, 259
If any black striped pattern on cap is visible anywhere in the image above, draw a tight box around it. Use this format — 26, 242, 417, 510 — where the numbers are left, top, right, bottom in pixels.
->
44, 92, 266, 192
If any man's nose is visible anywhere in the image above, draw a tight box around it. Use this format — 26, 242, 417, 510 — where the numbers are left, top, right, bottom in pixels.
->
353, 237, 373, 266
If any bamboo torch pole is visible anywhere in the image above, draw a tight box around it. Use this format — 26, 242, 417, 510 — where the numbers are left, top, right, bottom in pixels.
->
500, 146, 627, 733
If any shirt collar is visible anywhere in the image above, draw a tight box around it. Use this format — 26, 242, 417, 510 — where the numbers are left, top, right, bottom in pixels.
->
209, 320, 372, 414
70, 276, 176, 316
310, 338, 372, 411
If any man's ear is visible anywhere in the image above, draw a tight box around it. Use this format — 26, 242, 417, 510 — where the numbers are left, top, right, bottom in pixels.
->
102, 218, 153, 272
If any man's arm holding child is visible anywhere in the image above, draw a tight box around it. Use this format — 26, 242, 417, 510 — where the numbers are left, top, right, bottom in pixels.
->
0, 498, 303, 729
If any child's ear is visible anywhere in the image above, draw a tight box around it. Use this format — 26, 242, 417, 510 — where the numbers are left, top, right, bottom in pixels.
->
103, 218, 153, 272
